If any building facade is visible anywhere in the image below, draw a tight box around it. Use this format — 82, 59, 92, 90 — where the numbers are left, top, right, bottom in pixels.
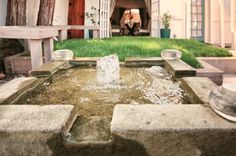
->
0, 0, 235, 49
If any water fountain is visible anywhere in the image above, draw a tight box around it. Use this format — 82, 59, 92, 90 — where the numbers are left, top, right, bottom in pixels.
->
4, 51, 236, 156
96, 54, 120, 86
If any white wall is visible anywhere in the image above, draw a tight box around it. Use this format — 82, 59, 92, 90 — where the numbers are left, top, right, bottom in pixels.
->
224, 0, 231, 44
84, 0, 100, 39
160, 0, 187, 39
0, 0, 7, 26
205, 0, 234, 46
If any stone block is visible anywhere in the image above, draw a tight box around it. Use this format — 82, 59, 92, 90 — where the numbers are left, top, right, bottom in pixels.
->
0, 105, 76, 156
111, 104, 236, 156
30, 60, 67, 77
180, 77, 217, 104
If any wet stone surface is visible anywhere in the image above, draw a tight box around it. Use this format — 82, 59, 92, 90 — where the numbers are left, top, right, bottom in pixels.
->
17, 66, 188, 143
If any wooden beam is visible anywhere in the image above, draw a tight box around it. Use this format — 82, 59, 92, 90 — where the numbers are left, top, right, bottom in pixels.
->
0, 26, 58, 39
218, 0, 225, 48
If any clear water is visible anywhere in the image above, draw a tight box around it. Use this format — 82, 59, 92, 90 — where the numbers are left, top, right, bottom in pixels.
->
20, 66, 188, 143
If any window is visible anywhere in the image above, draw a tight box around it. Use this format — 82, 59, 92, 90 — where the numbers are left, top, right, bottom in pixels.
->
191, 0, 204, 41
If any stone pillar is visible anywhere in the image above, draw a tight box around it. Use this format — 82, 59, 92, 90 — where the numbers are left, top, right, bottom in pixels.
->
209, 0, 214, 44
185, 0, 191, 39
218, 0, 225, 48
231, 0, 236, 50
204, 0, 211, 43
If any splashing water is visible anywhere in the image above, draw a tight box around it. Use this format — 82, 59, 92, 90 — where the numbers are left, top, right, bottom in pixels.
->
96, 54, 120, 86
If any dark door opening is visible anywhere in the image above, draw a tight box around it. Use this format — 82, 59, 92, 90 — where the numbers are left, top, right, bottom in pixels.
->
68, 0, 85, 38
111, 0, 150, 36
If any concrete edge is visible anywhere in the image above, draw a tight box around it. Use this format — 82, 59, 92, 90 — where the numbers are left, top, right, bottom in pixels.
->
1, 77, 49, 105
124, 57, 164, 67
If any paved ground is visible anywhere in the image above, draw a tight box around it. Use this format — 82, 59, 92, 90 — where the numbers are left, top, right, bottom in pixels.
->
223, 74, 236, 83
230, 50, 236, 57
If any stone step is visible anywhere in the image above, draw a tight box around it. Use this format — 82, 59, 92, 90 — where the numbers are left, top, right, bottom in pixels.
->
164, 59, 196, 77
180, 77, 217, 104
30, 60, 68, 77
196, 59, 224, 85
111, 104, 236, 156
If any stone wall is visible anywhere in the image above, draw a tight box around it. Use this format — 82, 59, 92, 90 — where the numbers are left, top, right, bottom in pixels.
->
0, 39, 24, 72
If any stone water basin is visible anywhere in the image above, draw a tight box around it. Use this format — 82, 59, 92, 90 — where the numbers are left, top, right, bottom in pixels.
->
16, 65, 189, 144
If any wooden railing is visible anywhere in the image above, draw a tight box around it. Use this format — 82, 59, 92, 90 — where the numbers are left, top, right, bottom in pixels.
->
0, 25, 100, 69
52, 25, 100, 41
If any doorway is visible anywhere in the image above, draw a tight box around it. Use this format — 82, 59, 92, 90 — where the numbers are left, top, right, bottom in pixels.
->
111, 0, 150, 36
68, 0, 85, 38
191, 0, 205, 42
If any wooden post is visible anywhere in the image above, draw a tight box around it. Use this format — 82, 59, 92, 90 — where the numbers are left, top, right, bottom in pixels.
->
218, 0, 225, 48
28, 39, 43, 68
37, 0, 56, 25
93, 30, 99, 39
43, 37, 54, 63
6, 0, 26, 26
24, 39, 29, 53
58, 29, 68, 41
58, 30, 63, 41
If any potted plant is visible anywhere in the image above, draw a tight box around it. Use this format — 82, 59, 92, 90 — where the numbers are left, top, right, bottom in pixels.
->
85, 6, 100, 39
161, 12, 172, 38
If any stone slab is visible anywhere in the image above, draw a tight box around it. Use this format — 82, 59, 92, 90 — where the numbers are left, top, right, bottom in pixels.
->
0, 77, 37, 104
30, 60, 68, 77
125, 57, 164, 67
196, 59, 224, 85
198, 57, 236, 74
0, 105, 76, 156
165, 59, 196, 77
180, 77, 217, 104
111, 104, 236, 156
69, 57, 102, 66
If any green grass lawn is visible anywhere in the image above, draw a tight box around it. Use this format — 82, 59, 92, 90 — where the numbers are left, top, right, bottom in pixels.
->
55, 37, 232, 68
